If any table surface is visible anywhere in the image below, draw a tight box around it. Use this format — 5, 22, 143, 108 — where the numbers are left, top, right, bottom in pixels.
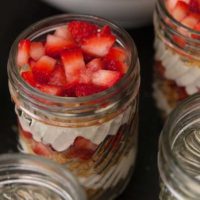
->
0, 1, 163, 199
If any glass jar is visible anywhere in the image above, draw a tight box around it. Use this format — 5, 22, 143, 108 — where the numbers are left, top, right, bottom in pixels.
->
153, 0, 200, 118
0, 153, 86, 200
158, 93, 200, 200
7, 14, 140, 200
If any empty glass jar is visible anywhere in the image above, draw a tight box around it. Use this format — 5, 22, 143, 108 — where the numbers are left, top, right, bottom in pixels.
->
158, 94, 200, 199
0, 153, 86, 200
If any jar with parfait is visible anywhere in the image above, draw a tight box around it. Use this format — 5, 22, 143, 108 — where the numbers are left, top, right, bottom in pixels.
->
7, 14, 140, 200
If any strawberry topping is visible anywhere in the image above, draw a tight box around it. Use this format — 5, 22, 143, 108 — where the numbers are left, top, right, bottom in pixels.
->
17, 20, 128, 97
17, 39, 31, 67
32, 55, 56, 83
68, 20, 98, 43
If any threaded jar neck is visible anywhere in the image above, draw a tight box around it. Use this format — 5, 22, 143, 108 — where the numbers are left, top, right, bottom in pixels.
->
159, 94, 200, 199
154, 0, 200, 60
8, 14, 140, 125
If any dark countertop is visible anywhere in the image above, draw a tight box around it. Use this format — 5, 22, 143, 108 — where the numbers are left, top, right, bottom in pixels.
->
0, 0, 163, 199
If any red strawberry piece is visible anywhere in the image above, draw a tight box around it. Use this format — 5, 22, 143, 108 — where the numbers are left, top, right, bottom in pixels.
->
106, 47, 127, 62
32, 55, 56, 84
189, 0, 200, 13
32, 142, 52, 156
92, 69, 121, 88
48, 65, 67, 86
181, 12, 200, 28
81, 34, 116, 57
79, 69, 92, 84
45, 34, 75, 56
21, 71, 36, 87
30, 42, 45, 61
68, 20, 98, 43
17, 39, 31, 67
86, 58, 103, 72
36, 84, 63, 96
54, 25, 73, 40
166, 0, 179, 11
68, 136, 97, 160
172, 35, 186, 47
63, 83, 77, 97
192, 21, 200, 38
61, 48, 86, 84
103, 58, 128, 74
172, 1, 190, 22
20, 129, 32, 139
99, 25, 112, 35
75, 83, 105, 97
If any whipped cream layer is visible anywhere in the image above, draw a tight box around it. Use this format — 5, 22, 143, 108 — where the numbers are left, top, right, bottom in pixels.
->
17, 106, 132, 152
79, 147, 136, 190
155, 38, 200, 95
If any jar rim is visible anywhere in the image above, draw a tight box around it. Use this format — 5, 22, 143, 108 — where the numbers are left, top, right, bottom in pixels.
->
8, 14, 139, 104
160, 94, 200, 194
158, 0, 200, 35
0, 153, 86, 200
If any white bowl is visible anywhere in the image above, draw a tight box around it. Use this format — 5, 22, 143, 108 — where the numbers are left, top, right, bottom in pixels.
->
42, 0, 156, 28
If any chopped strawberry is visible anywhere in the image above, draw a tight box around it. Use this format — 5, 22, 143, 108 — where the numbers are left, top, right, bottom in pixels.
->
181, 12, 200, 28
54, 25, 73, 40
17, 39, 31, 67
92, 69, 121, 87
30, 42, 45, 60
166, 0, 179, 11
32, 55, 56, 83
61, 48, 86, 84
67, 136, 97, 160
45, 34, 75, 56
63, 83, 76, 97
81, 34, 116, 57
21, 71, 36, 86
172, 35, 186, 47
32, 142, 52, 156
20, 129, 32, 139
48, 65, 67, 86
68, 20, 98, 43
75, 83, 105, 97
172, 1, 189, 21
192, 22, 200, 38
86, 58, 103, 72
36, 84, 63, 96
106, 47, 127, 62
99, 25, 112, 35
103, 58, 128, 74
189, 0, 200, 13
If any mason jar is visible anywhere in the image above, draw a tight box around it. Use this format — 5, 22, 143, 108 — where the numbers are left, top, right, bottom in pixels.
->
0, 153, 86, 200
153, 0, 200, 118
158, 93, 200, 200
7, 14, 140, 200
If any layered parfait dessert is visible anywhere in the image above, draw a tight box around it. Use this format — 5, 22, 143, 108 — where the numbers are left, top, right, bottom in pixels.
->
153, 0, 200, 117
8, 15, 140, 200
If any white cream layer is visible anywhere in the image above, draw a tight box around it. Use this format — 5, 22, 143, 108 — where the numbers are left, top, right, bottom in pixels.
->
17, 106, 132, 152
79, 147, 136, 190
155, 38, 200, 95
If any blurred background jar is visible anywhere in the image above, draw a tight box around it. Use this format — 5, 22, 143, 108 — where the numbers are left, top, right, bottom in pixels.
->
153, 0, 200, 118
7, 14, 140, 200
0, 153, 86, 200
158, 94, 200, 200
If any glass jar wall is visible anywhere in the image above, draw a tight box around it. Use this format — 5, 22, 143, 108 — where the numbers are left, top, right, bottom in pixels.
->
153, 0, 200, 118
7, 14, 140, 200
158, 94, 200, 200
0, 153, 86, 200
